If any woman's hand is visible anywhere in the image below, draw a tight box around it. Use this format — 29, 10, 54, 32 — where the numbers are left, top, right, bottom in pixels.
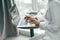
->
24, 16, 40, 28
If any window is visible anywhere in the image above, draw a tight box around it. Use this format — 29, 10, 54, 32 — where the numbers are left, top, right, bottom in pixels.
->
23, 0, 32, 4
37, 0, 48, 14
14, 0, 32, 16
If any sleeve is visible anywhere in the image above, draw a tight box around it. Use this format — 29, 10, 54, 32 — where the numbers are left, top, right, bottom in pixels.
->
40, 2, 60, 33
40, 7, 52, 30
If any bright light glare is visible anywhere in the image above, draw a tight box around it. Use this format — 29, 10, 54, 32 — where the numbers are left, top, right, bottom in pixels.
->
24, 0, 32, 4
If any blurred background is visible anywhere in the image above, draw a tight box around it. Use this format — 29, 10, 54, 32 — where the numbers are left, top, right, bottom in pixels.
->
13, 0, 48, 17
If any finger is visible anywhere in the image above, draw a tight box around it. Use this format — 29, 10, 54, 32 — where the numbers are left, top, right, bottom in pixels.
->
30, 22, 34, 24
24, 16, 30, 20
24, 17, 26, 19
24, 16, 27, 19
35, 17, 38, 20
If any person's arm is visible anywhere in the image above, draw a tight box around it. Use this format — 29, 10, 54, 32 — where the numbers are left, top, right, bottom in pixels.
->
40, 7, 52, 30
40, 2, 60, 32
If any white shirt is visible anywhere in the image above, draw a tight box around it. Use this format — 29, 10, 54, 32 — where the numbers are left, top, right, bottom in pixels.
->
40, 1, 60, 40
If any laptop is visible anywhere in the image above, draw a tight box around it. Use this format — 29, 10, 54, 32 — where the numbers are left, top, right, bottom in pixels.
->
9, 4, 35, 28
